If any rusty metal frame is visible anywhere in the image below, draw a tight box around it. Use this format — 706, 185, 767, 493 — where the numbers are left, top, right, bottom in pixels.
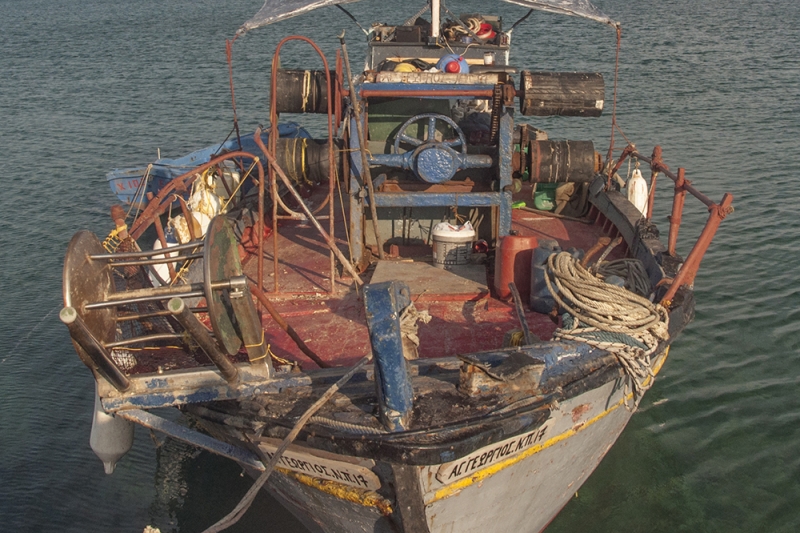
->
267, 36, 338, 295
609, 144, 734, 305
128, 151, 264, 238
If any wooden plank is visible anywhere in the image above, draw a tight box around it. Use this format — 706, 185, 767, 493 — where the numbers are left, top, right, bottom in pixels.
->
370, 260, 488, 297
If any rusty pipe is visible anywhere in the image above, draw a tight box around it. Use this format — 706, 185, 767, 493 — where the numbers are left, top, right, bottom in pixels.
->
176, 196, 197, 242
168, 297, 239, 384
360, 88, 494, 99
606, 144, 636, 189
269, 36, 339, 294
340, 31, 385, 260
632, 150, 716, 209
661, 193, 734, 305
667, 168, 687, 256
129, 151, 264, 240
580, 236, 612, 268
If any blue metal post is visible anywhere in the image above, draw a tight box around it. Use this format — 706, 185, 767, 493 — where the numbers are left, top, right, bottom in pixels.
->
362, 281, 414, 432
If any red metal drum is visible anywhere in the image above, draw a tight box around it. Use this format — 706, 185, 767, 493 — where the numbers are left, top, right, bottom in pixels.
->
493, 235, 539, 301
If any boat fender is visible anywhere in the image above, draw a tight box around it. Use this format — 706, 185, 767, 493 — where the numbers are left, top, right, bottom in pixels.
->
394, 62, 418, 73
627, 168, 649, 216
89, 384, 134, 475
436, 54, 469, 74
476, 22, 496, 41
149, 238, 180, 287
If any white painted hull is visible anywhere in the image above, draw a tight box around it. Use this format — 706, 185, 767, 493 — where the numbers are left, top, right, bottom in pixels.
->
421, 379, 631, 532
254, 353, 663, 533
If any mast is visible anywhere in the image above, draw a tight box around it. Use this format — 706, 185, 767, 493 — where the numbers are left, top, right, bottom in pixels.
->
431, 0, 440, 41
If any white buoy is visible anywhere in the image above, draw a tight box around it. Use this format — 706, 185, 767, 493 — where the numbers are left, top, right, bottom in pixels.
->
627, 168, 649, 216
149, 238, 180, 286
90, 383, 134, 474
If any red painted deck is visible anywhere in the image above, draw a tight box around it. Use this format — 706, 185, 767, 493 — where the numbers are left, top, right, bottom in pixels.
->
241, 202, 616, 370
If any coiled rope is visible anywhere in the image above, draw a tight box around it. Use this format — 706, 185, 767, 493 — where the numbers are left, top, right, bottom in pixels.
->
595, 257, 651, 297
544, 252, 669, 406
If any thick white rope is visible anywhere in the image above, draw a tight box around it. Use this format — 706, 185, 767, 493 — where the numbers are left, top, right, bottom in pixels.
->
544, 252, 669, 406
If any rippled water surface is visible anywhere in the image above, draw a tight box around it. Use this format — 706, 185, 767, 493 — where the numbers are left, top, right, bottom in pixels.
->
1, 0, 798, 531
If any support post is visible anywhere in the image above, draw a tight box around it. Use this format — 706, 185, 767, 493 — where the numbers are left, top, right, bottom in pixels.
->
668, 167, 687, 256
661, 193, 734, 305
168, 297, 239, 384
60, 306, 130, 392
497, 107, 514, 237
646, 145, 664, 221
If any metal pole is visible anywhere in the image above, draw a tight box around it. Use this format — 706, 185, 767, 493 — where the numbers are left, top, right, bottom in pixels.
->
508, 282, 534, 345
668, 168, 687, 256
168, 297, 239, 384
60, 307, 131, 392
661, 193, 734, 305
339, 31, 385, 260
248, 283, 330, 368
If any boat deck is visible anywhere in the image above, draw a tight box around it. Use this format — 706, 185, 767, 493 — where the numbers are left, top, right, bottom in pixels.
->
243, 198, 620, 370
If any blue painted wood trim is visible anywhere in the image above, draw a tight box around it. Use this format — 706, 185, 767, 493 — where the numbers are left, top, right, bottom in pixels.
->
368, 192, 503, 207
363, 281, 414, 432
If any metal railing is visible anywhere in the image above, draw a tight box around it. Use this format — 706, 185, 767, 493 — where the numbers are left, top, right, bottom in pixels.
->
609, 144, 734, 305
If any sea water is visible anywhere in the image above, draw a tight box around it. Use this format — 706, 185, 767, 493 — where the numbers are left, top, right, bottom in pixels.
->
1, 0, 798, 531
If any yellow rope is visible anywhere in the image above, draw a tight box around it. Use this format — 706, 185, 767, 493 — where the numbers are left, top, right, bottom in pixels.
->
221, 158, 259, 213
102, 227, 124, 253
507, 330, 525, 347
245, 329, 266, 349
265, 343, 296, 367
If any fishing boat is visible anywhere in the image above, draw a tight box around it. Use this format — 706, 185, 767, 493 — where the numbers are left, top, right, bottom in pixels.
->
60, 1, 734, 532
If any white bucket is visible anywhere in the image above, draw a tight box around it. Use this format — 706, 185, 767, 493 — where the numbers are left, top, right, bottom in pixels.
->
432, 221, 476, 269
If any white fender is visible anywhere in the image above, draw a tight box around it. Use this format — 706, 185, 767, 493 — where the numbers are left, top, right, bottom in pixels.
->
90, 383, 134, 474
149, 238, 180, 286
627, 168, 649, 216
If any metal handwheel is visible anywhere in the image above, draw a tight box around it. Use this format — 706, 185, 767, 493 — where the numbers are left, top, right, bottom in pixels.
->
369, 113, 493, 183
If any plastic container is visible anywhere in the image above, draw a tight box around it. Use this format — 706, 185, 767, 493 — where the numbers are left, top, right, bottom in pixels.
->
432, 222, 476, 269
533, 183, 557, 211
494, 235, 539, 300
627, 168, 649, 215
530, 239, 561, 313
